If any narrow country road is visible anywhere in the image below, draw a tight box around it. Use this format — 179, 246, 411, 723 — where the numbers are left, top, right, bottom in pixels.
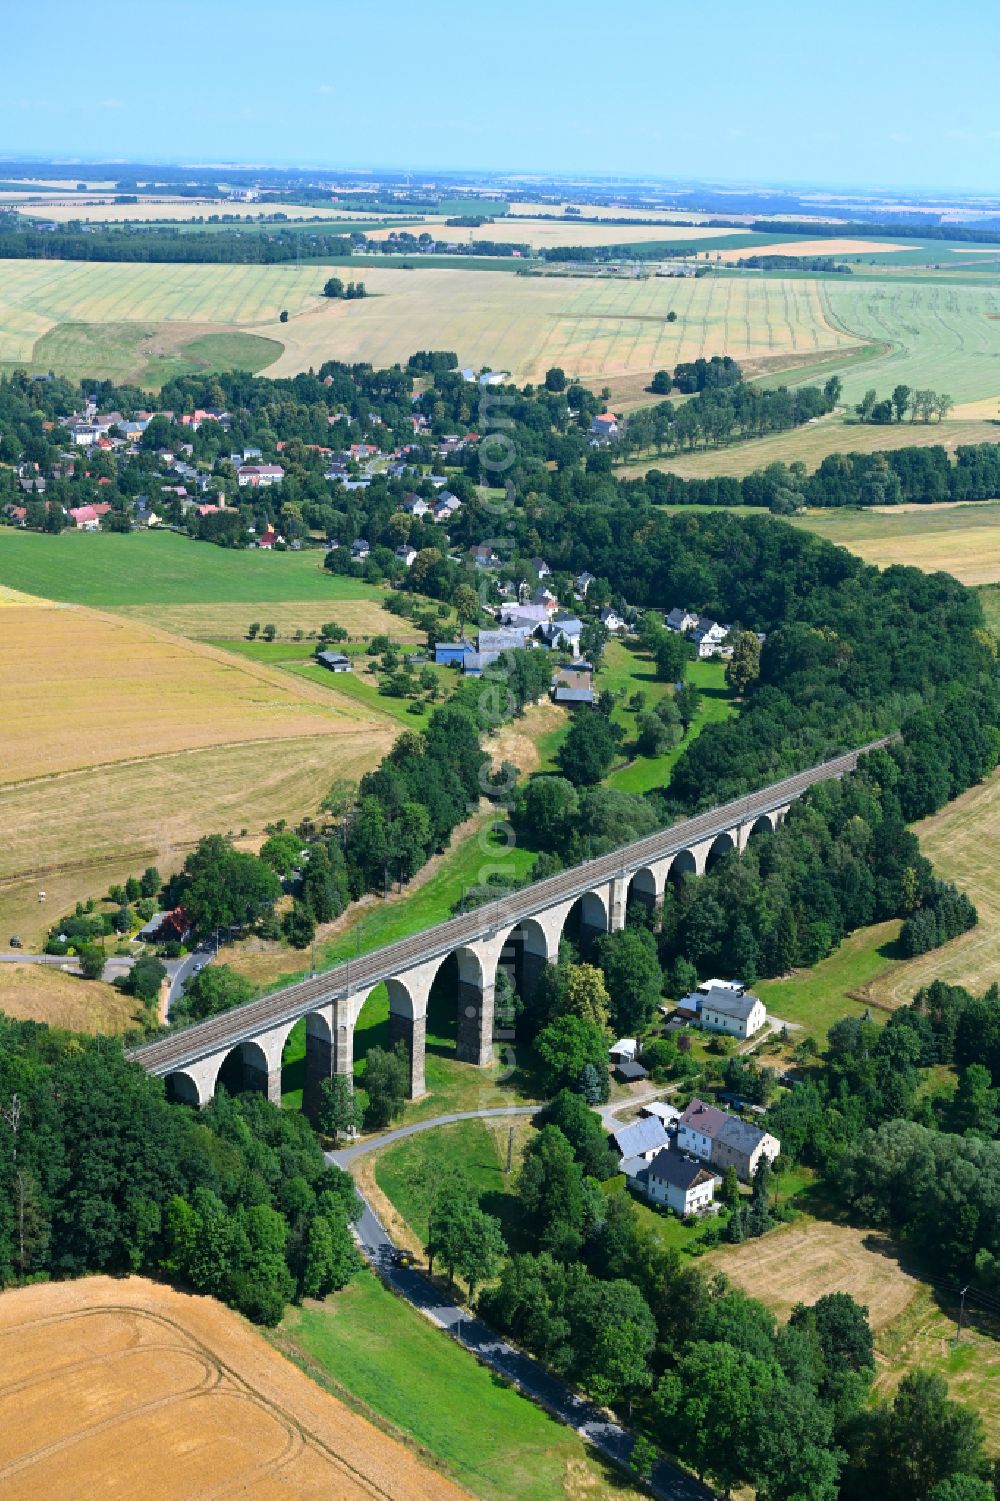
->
328, 1109, 714, 1501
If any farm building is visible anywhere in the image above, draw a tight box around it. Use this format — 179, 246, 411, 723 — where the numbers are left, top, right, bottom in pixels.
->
552, 670, 594, 707
316, 651, 352, 673
612, 1115, 672, 1164
435, 640, 475, 667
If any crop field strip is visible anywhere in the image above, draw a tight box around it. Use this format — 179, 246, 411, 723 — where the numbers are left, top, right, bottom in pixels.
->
632, 414, 1000, 480
0, 259, 858, 386
788, 502, 1000, 586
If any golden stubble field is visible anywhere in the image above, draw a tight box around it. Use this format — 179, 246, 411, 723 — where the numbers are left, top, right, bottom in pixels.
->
261, 267, 857, 385
0, 596, 396, 951
0, 961, 137, 1033
0, 258, 858, 386
0, 1277, 470, 1501
0, 599, 374, 784
868, 769, 1000, 1008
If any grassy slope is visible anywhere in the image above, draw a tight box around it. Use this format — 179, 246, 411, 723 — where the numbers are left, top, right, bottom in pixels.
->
279, 1274, 645, 1501
789, 503, 1000, 587
374, 1117, 520, 1247
0, 528, 382, 606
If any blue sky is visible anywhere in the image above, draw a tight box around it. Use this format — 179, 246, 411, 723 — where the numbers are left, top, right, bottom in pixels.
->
3, 0, 999, 193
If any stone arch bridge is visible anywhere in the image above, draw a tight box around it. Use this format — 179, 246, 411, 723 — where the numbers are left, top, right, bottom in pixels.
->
128, 741, 889, 1109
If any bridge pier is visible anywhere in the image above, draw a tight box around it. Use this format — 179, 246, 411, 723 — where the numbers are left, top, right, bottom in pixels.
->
389, 1010, 427, 1098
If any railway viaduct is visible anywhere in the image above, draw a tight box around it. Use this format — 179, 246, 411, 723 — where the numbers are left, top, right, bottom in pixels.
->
127, 741, 888, 1109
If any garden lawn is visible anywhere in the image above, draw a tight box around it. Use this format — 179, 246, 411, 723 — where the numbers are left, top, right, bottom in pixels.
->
279, 1272, 647, 1501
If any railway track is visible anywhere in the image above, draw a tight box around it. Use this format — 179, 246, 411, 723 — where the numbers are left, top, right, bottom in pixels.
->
128, 739, 891, 1076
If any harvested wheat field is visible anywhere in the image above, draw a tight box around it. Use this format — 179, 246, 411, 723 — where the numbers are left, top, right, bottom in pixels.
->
0, 1276, 469, 1501
868, 768, 1000, 1009
0, 732, 391, 951
0, 599, 376, 785
714, 237, 907, 262
0, 962, 137, 1033
114, 597, 422, 643
708, 1222, 922, 1329
791, 502, 1000, 586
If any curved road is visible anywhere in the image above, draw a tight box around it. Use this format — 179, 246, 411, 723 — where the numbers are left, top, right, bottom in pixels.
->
328, 1109, 713, 1501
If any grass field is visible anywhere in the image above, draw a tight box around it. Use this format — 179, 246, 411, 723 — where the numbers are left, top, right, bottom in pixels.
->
628, 414, 1000, 481
789, 502, 1000, 585
372, 1116, 531, 1257
708, 1222, 1000, 1451
26, 321, 282, 386
279, 1272, 645, 1501
0, 1276, 466, 1501
817, 278, 1000, 406
603, 649, 736, 795
0, 962, 138, 1033
756, 922, 901, 1039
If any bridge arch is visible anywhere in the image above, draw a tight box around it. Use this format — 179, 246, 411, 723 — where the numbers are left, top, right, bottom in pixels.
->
705, 831, 736, 872
669, 848, 698, 884
385, 976, 427, 1098
164, 1069, 201, 1108
215, 1038, 275, 1101
627, 866, 661, 915
561, 888, 610, 955
748, 812, 777, 840
499, 914, 555, 1002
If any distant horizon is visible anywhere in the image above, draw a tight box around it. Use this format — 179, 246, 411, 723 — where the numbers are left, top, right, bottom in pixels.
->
1, 154, 997, 205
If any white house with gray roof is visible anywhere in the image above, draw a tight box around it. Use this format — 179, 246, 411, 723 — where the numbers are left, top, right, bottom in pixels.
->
700, 988, 767, 1040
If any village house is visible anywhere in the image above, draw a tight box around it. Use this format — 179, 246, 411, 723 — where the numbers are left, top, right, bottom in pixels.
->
470, 544, 501, 570
350, 538, 371, 561
646, 1150, 718, 1216
590, 411, 619, 441
538, 614, 584, 655
700, 988, 767, 1040
401, 493, 431, 518
396, 544, 418, 568
575, 571, 596, 597
599, 605, 625, 633
677, 1098, 780, 1182
666, 607, 699, 634
68, 503, 111, 530
256, 527, 280, 550
237, 464, 284, 488
529, 557, 551, 578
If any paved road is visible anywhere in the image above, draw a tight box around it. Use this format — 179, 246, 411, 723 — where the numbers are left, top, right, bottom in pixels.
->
130, 740, 890, 1077
329, 1111, 713, 1501
331, 1104, 540, 1166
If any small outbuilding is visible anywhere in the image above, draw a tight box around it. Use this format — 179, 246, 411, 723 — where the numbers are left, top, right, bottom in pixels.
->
317, 651, 352, 673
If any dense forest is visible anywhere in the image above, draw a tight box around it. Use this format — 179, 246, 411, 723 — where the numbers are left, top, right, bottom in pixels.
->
0, 1017, 360, 1322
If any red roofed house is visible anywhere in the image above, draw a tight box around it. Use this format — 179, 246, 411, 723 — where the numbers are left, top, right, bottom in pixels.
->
68, 503, 111, 530
257, 528, 279, 550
